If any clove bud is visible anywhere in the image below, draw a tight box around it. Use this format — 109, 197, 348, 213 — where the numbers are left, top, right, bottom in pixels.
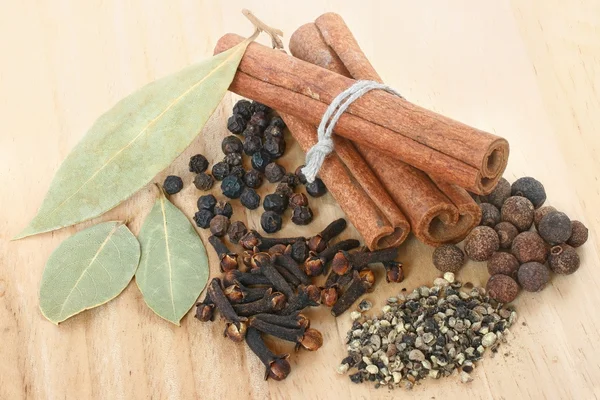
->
331, 269, 376, 317
207, 278, 247, 328
240, 230, 305, 251
384, 261, 405, 283
303, 239, 360, 276
208, 235, 239, 272
252, 312, 309, 330
331, 247, 399, 275
287, 240, 310, 263
224, 283, 270, 304
249, 319, 323, 352
320, 286, 339, 307
232, 289, 287, 317
253, 252, 295, 298
224, 321, 248, 342
223, 270, 271, 287
274, 252, 312, 285
195, 292, 215, 322
307, 218, 347, 253
246, 327, 291, 381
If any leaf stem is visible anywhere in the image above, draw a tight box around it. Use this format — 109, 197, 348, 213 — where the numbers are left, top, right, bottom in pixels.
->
242, 9, 284, 49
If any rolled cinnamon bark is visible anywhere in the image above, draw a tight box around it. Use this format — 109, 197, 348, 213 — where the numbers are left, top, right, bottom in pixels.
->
214, 34, 508, 195
289, 15, 482, 245
281, 113, 410, 249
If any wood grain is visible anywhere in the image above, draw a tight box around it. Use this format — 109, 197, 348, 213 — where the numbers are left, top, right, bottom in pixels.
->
1, 1, 599, 399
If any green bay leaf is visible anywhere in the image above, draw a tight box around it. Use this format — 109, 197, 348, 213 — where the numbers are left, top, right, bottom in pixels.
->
135, 192, 209, 325
39, 221, 140, 324
16, 39, 252, 239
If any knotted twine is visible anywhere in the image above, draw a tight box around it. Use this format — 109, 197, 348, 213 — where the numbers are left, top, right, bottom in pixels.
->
301, 80, 404, 184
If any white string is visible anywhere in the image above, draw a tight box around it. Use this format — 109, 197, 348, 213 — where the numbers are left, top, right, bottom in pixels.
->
301, 80, 404, 183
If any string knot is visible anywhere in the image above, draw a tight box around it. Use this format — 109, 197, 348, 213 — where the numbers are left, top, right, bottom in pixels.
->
301, 80, 403, 183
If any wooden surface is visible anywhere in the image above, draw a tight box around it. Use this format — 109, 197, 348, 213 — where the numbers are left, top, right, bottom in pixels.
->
1, 1, 599, 399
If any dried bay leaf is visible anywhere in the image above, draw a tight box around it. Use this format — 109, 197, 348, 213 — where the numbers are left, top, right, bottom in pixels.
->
39, 221, 140, 324
136, 191, 209, 325
16, 39, 253, 239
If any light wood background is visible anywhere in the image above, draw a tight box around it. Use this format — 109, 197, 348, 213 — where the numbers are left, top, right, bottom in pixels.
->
1, 1, 599, 399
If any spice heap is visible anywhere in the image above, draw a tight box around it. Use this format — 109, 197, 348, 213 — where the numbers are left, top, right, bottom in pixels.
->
338, 274, 517, 389
432, 176, 588, 303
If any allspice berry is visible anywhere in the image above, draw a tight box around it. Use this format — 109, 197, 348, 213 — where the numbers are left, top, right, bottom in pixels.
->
464, 226, 499, 261
501, 196, 534, 231
511, 177, 546, 208
548, 244, 580, 275
486, 274, 519, 303
481, 177, 511, 209
538, 211, 572, 245
432, 244, 465, 272
518, 262, 550, 292
533, 205, 556, 231
487, 252, 519, 278
511, 231, 548, 264
567, 220, 589, 248
479, 203, 501, 227
494, 221, 518, 249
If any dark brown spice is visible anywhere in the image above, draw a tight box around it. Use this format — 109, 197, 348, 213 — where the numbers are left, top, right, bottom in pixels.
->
383, 261, 404, 283
245, 327, 291, 381
214, 201, 233, 218
252, 312, 307, 329
265, 162, 286, 183
274, 253, 312, 285
222, 135, 243, 154
501, 196, 534, 231
331, 247, 399, 275
289, 193, 309, 208
494, 221, 519, 249
511, 231, 548, 263
207, 278, 247, 328
240, 230, 305, 251
275, 182, 294, 198
307, 218, 347, 253
189, 154, 209, 173
209, 215, 230, 237
487, 252, 519, 278
289, 240, 310, 263
320, 286, 339, 307
480, 177, 511, 209
464, 226, 499, 262
517, 262, 550, 292
304, 239, 361, 276
486, 274, 519, 303
227, 221, 247, 244
195, 292, 215, 322
225, 283, 270, 304
567, 220, 589, 248
193, 173, 215, 191
292, 206, 314, 225
479, 203, 501, 227
253, 252, 295, 298
533, 205, 556, 230
208, 235, 238, 272
306, 178, 327, 197
268, 244, 288, 256
511, 177, 546, 208
331, 270, 375, 316
548, 244, 580, 275
243, 168, 263, 188
538, 211, 572, 245
232, 289, 287, 316
432, 244, 464, 273
224, 322, 248, 342
261, 211, 282, 233
222, 270, 271, 287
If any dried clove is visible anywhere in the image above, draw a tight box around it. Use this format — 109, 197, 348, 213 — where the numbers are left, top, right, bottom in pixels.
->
331, 270, 376, 317
288, 240, 310, 263
252, 312, 309, 330
208, 235, 239, 272
225, 283, 270, 304
195, 292, 215, 322
304, 239, 361, 276
273, 263, 302, 288
268, 243, 288, 256
331, 247, 399, 275
320, 285, 339, 307
279, 286, 320, 315
207, 278, 247, 328
253, 252, 295, 298
307, 218, 347, 253
274, 253, 312, 285
232, 289, 287, 317
223, 270, 272, 287
246, 327, 291, 381
224, 321, 248, 342
383, 261, 405, 283
240, 230, 305, 251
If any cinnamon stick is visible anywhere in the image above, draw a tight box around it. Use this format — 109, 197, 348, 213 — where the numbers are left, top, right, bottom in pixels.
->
289, 15, 482, 245
214, 34, 508, 195
282, 113, 410, 249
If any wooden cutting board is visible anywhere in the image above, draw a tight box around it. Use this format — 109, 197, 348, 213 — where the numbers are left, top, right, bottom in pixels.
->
1, 1, 598, 398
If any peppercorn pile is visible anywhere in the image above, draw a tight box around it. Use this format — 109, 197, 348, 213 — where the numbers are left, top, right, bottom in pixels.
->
194, 217, 406, 380
338, 273, 517, 389
431, 176, 588, 303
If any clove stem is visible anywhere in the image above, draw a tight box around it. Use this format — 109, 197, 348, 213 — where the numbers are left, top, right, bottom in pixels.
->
308, 218, 347, 253
274, 253, 312, 285
331, 270, 375, 317
207, 278, 247, 327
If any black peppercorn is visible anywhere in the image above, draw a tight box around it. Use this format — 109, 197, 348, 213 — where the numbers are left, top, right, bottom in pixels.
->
249, 111, 269, 131
243, 124, 262, 137
240, 187, 261, 210
194, 209, 214, 229
295, 166, 307, 185
264, 124, 283, 138
264, 136, 286, 159
228, 165, 245, 179
212, 161, 230, 181
221, 135, 243, 154
511, 177, 546, 208
269, 116, 286, 129
197, 194, 217, 211
252, 101, 270, 114
224, 152, 242, 166
275, 182, 294, 198
265, 163, 286, 183
289, 193, 308, 208
210, 215, 230, 237
233, 99, 254, 120
214, 200, 233, 218
243, 169, 263, 189
538, 211, 572, 245
189, 154, 209, 174
292, 206, 313, 225
261, 211, 282, 233
251, 150, 272, 172
281, 173, 299, 188
227, 114, 246, 134
221, 175, 244, 199
227, 221, 247, 244
193, 173, 214, 191
263, 193, 288, 214
163, 175, 183, 195
243, 135, 262, 156
306, 178, 327, 197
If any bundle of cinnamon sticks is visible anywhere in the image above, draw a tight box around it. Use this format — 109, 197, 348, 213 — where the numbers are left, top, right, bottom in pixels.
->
214, 13, 509, 249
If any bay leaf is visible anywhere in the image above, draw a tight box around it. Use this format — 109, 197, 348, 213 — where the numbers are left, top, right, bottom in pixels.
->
16, 38, 253, 239
135, 191, 209, 325
39, 221, 140, 324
